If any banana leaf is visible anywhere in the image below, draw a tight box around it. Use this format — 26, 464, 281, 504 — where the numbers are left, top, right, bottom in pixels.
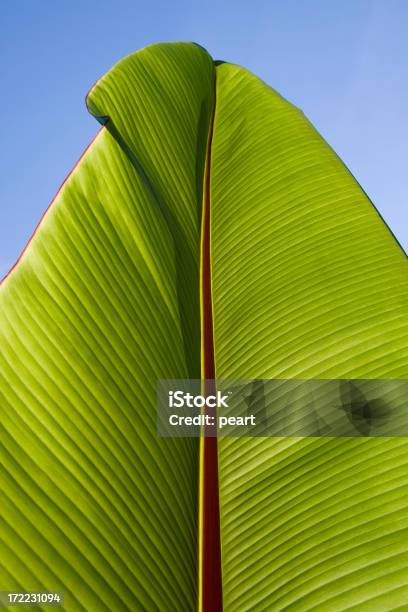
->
1, 42, 408, 611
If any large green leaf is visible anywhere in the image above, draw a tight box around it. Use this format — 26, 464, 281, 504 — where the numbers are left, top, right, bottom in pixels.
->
1, 42, 408, 611
211, 63, 408, 610
0, 43, 214, 610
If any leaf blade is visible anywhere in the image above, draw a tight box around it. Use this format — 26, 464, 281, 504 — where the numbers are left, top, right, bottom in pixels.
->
0, 43, 214, 610
211, 62, 408, 610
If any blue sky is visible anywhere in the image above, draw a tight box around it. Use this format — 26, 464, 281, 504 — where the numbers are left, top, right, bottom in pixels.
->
1, 0, 407, 278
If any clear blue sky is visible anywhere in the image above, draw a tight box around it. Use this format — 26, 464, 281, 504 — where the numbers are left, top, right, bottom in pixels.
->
1, 0, 407, 278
